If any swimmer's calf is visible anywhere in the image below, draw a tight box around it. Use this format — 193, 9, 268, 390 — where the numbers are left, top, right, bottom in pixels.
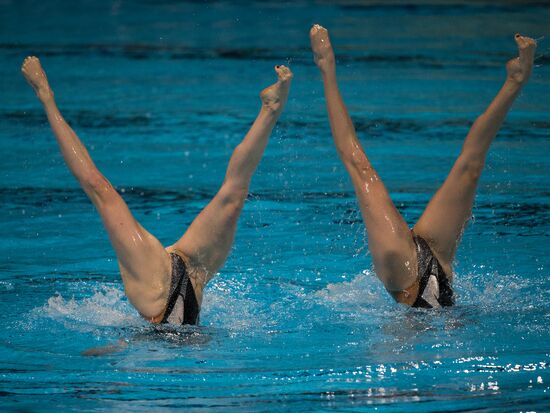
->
81, 339, 129, 357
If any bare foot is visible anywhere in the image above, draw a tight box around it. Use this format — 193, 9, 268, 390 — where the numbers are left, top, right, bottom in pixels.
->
260, 65, 293, 114
506, 34, 537, 86
21, 56, 54, 102
310, 24, 335, 73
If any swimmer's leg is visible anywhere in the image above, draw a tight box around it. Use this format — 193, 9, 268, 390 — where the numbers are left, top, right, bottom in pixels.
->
21, 57, 171, 320
413, 35, 537, 271
310, 25, 417, 298
81, 339, 129, 357
171, 66, 292, 294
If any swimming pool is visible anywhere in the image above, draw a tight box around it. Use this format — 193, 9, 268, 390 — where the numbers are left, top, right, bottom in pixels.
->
1, 1, 549, 411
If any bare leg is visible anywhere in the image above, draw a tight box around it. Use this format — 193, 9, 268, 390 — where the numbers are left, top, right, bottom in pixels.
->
413, 34, 537, 273
170, 66, 293, 302
21, 57, 171, 320
310, 25, 417, 297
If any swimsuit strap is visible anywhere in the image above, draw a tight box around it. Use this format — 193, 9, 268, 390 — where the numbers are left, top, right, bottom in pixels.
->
433, 257, 455, 307
183, 274, 200, 324
412, 235, 455, 308
412, 236, 436, 308
161, 253, 188, 324
161, 253, 200, 325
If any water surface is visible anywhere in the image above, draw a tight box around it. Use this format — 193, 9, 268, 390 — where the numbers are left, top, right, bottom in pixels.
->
1, 1, 549, 412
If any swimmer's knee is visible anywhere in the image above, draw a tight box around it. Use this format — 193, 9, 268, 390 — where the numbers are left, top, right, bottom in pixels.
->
81, 171, 117, 204
219, 182, 248, 213
343, 148, 371, 172
457, 154, 485, 183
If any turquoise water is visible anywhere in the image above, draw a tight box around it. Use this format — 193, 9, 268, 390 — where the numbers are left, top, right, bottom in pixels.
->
1, 1, 549, 411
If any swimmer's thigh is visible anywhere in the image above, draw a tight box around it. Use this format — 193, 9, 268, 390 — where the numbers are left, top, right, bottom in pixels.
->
172, 182, 245, 282
86, 175, 171, 299
347, 161, 417, 291
413, 154, 481, 270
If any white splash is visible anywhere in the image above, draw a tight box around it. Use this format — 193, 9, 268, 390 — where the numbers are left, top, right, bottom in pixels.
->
314, 270, 388, 313
201, 279, 270, 335
43, 285, 142, 329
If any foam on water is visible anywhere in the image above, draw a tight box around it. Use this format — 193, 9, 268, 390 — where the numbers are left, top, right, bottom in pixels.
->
201, 278, 273, 334
33, 277, 273, 338
315, 269, 387, 309
32, 266, 546, 336
41, 284, 143, 330
10, 267, 549, 412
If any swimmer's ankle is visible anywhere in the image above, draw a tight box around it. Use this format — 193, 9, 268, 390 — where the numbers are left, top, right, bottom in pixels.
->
319, 62, 336, 77
260, 99, 284, 115
504, 76, 525, 89
315, 52, 336, 74
320, 66, 337, 80
38, 89, 55, 104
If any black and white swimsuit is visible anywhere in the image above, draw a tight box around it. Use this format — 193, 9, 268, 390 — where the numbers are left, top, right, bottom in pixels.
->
161, 253, 200, 325
411, 235, 454, 308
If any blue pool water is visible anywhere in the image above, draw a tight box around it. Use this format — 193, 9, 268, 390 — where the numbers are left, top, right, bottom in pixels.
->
1, 1, 549, 411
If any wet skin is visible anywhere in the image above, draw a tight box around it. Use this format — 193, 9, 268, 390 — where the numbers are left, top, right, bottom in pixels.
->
309, 25, 536, 305
22, 56, 292, 321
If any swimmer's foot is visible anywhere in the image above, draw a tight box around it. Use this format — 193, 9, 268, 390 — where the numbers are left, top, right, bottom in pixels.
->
310, 24, 335, 74
260, 65, 293, 114
21, 56, 54, 102
506, 34, 537, 86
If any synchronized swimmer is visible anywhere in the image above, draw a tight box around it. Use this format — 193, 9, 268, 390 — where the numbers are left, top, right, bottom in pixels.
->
22, 57, 292, 325
21, 25, 536, 324
309, 26, 536, 308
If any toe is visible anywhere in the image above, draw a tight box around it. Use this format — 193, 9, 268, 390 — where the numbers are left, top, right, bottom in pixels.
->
275, 65, 292, 81
310, 24, 326, 38
516, 34, 536, 59
310, 24, 320, 36
22, 56, 39, 70
515, 34, 529, 49
514, 33, 525, 47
